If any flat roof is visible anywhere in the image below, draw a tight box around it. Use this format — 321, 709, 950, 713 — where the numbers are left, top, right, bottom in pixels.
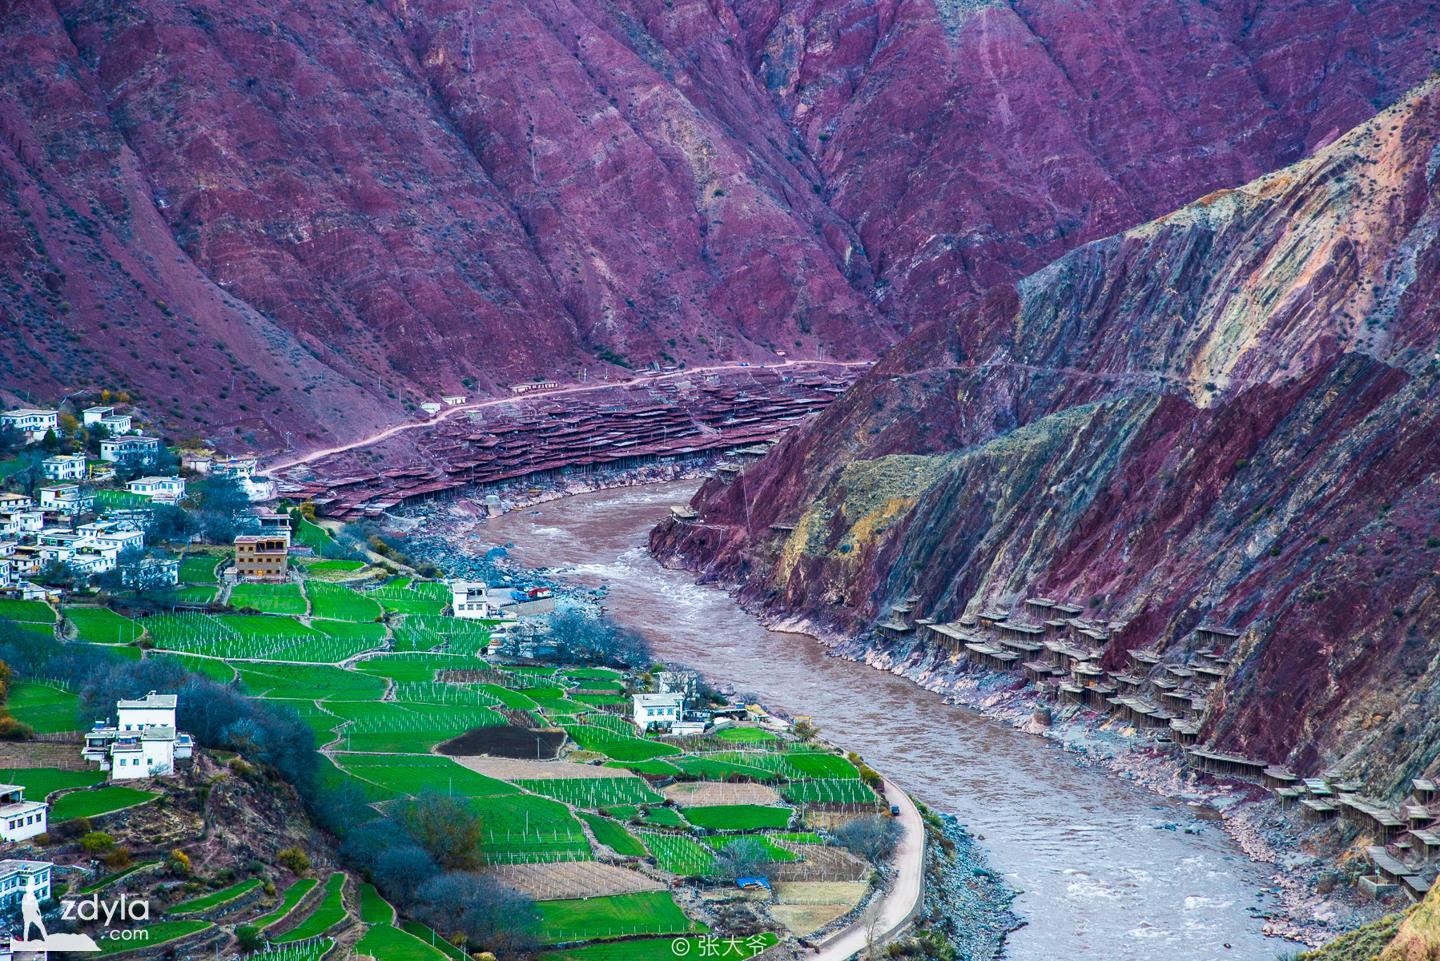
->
117, 692, 177, 709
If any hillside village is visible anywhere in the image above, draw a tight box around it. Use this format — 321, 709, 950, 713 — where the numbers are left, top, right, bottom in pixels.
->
0, 395, 943, 960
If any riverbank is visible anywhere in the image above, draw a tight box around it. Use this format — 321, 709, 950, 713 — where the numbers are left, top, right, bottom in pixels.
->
756, 614, 1381, 948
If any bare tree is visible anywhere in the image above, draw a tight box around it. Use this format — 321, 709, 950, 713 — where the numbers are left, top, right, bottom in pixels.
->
711, 837, 773, 881
832, 816, 902, 865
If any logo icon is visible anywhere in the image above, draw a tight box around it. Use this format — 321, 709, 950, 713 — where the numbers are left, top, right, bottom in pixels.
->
9, 890, 101, 954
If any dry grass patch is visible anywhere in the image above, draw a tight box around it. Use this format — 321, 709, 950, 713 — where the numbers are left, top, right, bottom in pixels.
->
774, 881, 869, 905
451, 756, 641, 781
770, 880, 870, 936
770, 902, 854, 937
662, 781, 782, 807
488, 861, 665, 901
772, 846, 871, 883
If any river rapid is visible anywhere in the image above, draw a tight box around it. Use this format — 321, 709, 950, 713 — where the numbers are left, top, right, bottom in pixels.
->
475, 480, 1293, 961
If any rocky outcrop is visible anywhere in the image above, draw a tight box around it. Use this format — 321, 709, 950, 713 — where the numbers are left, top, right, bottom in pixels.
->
2, 0, 1435, 450
654, 79, 1440, 789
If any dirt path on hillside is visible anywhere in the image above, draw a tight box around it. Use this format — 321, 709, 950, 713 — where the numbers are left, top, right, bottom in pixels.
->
260, 360, 870, 476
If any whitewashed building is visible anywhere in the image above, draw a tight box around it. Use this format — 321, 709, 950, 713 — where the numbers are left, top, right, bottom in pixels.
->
632, 692, 684, 732
38, 485, 92, 516
41, 455, 86, 482
82, 692, 193, 781
98, 414, 133, 435
82, 406, 114, 427
127, 476, 185, 504
0, 785, 47, 843
99, 435, 160, 465
0, 410, 58, 444
0, 860, 52, 916
449, 580, 493, 619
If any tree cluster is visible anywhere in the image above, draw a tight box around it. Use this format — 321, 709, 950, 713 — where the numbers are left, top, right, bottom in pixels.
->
313, 789, 538, 952
545, 608, 650, 666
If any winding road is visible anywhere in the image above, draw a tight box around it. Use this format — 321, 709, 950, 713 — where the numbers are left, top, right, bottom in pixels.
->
811, 779, 925, 961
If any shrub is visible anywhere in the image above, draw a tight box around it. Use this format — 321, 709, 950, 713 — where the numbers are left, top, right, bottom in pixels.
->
236, 925, 262, 952
168, 848, 191, 876
277, 847, 310, 875
102, 848, 132, 869
0, 716, 34, 740
80, 832, 115, 854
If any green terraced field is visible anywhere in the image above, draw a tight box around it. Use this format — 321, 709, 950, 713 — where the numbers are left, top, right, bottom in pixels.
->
639, 833, 716, 877
178, 554, 222, 584
6, 681, 81, 733
169, 877, 263, 914
335, 755, 516, 799
253, 878, 319, 930
236, 663, 386, 701
353, 653, 481, 683
637, 805, 687, 828
293, 518, 338, 553
327, 702, 505, 753
307, 582, 383, 622
513, 777, 662, 809
705, 835, 798, 863
228, 583, 307, 616
368, 581, 447, 616
65, 606, 141, 644
51, 786, 158, 822
782, 751, 861, 779
576, 813, 645, 857
713, 726, 781, 744
781, 779, 877, 806
0, 598, 55, 625
303, 559, 367, 574
0, 767, 105, 799
312, 620, 389, 642
670, 756, 779, 782
145, 612, 375, 662
603, 759, 682, 777
479, 793, 592, 864
534, 892, 701, 943
274, 872, 347, 942
561, 724, 682, 762
170, 585, 219, 605
150, 654, 236, 683
681, 804, 793, 831
356, 923, 451, 961
358, 882, 395, 924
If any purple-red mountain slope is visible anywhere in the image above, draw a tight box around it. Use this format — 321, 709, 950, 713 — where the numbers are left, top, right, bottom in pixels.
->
654, 79, 1440, 785
2, 0, 1436, 450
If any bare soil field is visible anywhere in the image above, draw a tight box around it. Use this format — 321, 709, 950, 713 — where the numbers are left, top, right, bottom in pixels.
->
662, 781, 782, 807
436, 725, 565, 759
771, 846, 872, 883
488, 861, 665, 900
448, 756, 640, 780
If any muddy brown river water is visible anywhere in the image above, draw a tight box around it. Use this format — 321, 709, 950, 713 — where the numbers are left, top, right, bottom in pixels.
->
478, 480, 1293, 961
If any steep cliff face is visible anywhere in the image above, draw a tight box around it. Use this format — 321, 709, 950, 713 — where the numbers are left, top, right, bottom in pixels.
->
654, 80, 1440, 786
2, 0, 1435, 450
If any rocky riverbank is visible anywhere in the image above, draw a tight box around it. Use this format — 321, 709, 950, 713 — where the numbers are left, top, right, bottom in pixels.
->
765, 618, 1386, 949
910, 811, 1020, 961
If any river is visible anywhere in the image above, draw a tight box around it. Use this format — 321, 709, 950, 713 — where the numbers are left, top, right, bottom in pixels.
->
477, 480, 1290, 961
